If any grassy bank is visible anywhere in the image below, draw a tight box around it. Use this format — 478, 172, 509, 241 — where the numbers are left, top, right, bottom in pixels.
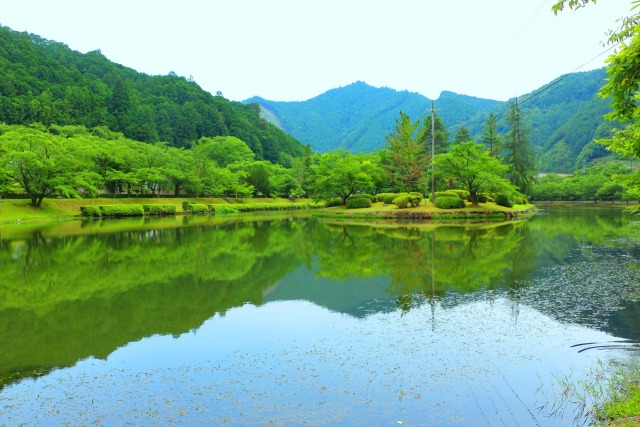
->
0, 197, 302, 224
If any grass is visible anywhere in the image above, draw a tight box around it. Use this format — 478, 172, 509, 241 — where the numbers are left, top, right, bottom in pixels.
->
0, 197, 310, 224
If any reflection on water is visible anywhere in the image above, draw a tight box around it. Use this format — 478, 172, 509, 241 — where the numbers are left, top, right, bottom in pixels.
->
0, 207, 639, 425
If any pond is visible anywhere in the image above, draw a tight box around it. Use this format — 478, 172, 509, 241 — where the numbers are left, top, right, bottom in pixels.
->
1, 206, 639, 426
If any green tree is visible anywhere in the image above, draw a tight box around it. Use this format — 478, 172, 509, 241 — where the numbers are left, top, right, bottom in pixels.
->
454, 124, 472, 143
309, 150, 378, 204
421, 111, 450, 154
503, 98, 535, 195
0, 124, 101, 206
434, 141, 516, 206
383, 111, 428, 192
480, 112, 502, 157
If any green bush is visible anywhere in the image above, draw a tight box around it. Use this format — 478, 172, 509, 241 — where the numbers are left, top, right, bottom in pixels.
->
325, 197, 343, 207
99, 204, 145, 217
408, 193, 423, 207
434, 196, 466, 209
383, 193, 399, 204
495, 194, 514, 208
468, 193, 493, 203
142, 204, 177, 215
375, 193, 395, 203
210, 204, 239, 214
435, 190, 460, 198
346, 197, 372, 209
182, 201, 191, 211
189, 203, 209, 214
350, 193, 374, 201
452, 190, 470, 199
80, 205, 101, 217
392, 195, 410, 209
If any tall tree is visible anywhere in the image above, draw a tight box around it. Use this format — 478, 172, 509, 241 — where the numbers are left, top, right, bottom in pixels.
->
309, 150, 378, 204
421, 112, 450, 154
503, 98, 535, 195
384, 111, 428, 192
454, 124, 472, 143
434, 142, 515, 206
480, 112, 502, 157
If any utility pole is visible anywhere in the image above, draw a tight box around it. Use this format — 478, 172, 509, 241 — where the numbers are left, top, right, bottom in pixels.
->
430, 101, 436, 203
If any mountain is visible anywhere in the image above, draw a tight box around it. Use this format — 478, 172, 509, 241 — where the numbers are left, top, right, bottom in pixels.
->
244, 69, 616, 172
0, 25, 304, 165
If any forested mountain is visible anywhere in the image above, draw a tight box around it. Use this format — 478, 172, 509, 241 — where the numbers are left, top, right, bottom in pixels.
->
0, 25, 303, 164
245, 82, 500, 154
245, 69, 617, 173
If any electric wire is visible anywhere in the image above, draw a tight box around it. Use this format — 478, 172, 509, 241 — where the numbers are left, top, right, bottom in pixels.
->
519, 40, 621, 106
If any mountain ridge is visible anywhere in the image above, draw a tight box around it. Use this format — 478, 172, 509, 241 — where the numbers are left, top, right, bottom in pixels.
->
244, 69, 615, 172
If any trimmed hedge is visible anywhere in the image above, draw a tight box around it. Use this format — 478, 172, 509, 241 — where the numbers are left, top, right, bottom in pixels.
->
210, 204, 239, 214
495, 194, 514, 208
375, 193, 395, 203
189, 203, 209, 213
350, 193, 374, 202
99, 204, 145, 217
210, 202, 316, 213
392, 196, 410, 209
383, 193, 399, 204
346, 197, 372, 209
80, 205, 101, 217
182, 200, 191, 211
325, 197, 343, 207
142, 204, 177, 215
434, 196, 466, 209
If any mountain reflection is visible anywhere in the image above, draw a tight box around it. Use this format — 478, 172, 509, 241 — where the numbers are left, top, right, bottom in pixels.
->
0, 207, 638, 388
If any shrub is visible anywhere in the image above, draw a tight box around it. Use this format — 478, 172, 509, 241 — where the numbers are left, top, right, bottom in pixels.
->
350, 193, 374, 201
392, 195, 410, 209
189, 203, 209, 214
468, 193, 493, 203
495, 194, 514, 208
346, 197, 372, 209
452, 190, 470, 199
80, 205, 101, 217
99, 204, 145, 217
210, 204, 238, 214
383, 193, 399, 204
434, 196, 466, 209
325, 197, 343, 207
142, 204, 177, 215
408, 193, 423, 207
435, 190, 460, 198
182, 201, 191, 211
375, 193, 395, 203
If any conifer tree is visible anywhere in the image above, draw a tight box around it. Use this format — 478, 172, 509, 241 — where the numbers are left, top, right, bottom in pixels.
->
503, 98, 535, 196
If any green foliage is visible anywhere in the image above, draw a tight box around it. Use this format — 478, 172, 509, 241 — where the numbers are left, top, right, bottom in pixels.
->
142, 204, 177, 215
494, 194, 514, 208
182, 201, 192, 211
346, 197, 372, 209
383, 193, 399, 204
392, 195, 410, 209
325, 197, 343, 207
435, 190, 461, 199
503, 98, 535, 195
383, 111, 428, 192
434, 196, 466, 209
435, 142, 515, 206
0, 26, 304, 163
98, 204, 145, 217
80, 205, 101, 217
209, 204, 238, 214
350, 193, 374, 201
188, 203, 209, 214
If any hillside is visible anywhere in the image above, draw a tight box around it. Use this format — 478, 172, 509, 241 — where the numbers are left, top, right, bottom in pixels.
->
245, 69, 616, 172
0, 25, 304, 164
245, 82, 500, 154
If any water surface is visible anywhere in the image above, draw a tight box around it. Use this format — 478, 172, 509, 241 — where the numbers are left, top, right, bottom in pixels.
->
1, 207, 639, 426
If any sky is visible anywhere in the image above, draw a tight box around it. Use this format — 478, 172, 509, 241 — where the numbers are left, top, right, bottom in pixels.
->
0, 0, 634, 102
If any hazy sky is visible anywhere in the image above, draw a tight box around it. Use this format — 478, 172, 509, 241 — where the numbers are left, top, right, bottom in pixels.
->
0, 1, 633, 102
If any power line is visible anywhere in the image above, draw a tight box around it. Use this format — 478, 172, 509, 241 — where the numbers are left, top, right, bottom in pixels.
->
519, 41, 621, 106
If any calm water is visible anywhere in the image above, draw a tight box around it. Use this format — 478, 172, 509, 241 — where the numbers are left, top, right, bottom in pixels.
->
1, 207, 639, 426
